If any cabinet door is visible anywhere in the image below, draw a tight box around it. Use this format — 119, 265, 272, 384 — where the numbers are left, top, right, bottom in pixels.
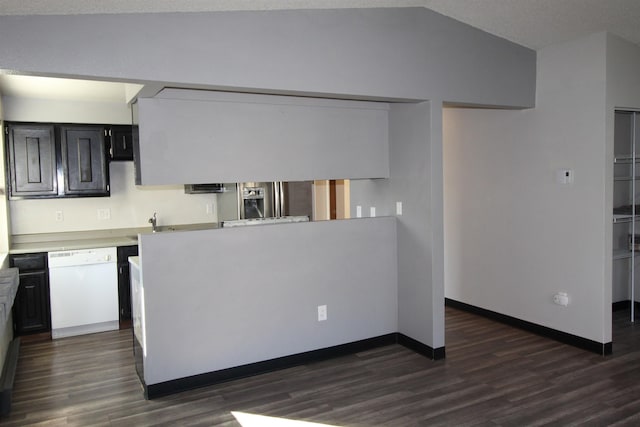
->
118, 263, 132, 321
110, 126, 134, 161
117, 245, 138, 322
6, 124, 57, 197
13, 271, 51, 335
60, 126, 109, 196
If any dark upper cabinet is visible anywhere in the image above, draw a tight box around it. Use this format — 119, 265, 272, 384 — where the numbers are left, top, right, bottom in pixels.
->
10, 253, 51, 336
5, 124, 58, 197
109, 125, 134, 161
60, 126, 109, 196
5, 122, 111, 199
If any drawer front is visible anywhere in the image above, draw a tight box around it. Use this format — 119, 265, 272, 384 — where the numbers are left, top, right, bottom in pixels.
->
11, 253, 47, 272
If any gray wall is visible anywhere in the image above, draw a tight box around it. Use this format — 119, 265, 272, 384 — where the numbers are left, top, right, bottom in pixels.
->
137, 90, 390, 184
444, 33, 610, 344
351, 102, 444, 348
139, 218, 398, 385
0, 8, 535, 107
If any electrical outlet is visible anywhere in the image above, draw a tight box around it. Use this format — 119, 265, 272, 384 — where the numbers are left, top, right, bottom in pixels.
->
396, 201, 403, 216
356, 205, 362, 218
55, 210, 64, 222
97, 208, 111, 220
317, 305, 327, 322
370, 207, 376, 217
553, 292, 569, 307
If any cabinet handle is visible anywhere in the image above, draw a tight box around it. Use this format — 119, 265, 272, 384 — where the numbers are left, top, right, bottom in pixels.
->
122, 136, 127, 150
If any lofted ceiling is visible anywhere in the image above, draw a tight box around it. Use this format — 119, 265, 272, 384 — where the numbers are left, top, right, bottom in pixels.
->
0, 0, 639, 102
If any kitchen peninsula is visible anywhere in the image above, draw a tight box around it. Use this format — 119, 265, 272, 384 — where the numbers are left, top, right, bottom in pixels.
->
132, 216, 398, 398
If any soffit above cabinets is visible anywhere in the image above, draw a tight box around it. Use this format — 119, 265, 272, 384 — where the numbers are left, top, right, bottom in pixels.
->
0, 75, 143, 103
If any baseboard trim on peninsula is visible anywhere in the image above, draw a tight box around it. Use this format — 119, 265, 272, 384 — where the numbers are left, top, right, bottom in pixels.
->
144, 332, 445, 399
445, 298, 612, 356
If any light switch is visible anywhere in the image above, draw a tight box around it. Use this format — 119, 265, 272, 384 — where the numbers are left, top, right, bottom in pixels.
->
396, 201, 403, 216
370, 207, 376, 217
356, 205, 362, 218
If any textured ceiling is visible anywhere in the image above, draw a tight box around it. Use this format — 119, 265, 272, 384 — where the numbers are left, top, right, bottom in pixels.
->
1, 0, 640, 49
424, 0, 640, 50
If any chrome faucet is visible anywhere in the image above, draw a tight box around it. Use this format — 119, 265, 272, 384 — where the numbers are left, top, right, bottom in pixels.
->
149, 212, 157, 232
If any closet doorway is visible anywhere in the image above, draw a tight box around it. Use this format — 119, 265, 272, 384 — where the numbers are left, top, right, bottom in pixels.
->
612, 110, 640, 322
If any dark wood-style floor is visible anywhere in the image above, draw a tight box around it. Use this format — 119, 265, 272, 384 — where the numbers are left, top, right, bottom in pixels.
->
3, 307, 640, 426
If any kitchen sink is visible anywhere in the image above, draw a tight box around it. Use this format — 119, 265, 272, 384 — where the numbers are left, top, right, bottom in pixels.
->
149, 223, 218, 234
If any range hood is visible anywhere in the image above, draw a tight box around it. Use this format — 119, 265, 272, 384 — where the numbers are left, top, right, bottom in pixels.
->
184, 183, 225, 194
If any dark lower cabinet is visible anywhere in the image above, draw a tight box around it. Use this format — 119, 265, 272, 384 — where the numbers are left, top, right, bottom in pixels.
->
10, 253, 51, 335
117, 245, 138, 322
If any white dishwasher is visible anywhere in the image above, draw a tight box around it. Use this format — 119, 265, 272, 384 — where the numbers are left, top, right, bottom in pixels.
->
48, 247, 119, 339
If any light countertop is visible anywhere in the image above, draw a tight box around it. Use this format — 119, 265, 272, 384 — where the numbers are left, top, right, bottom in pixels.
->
10, 228, 141, 254
10, 236, 139, 254
9, 223, 218, 254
